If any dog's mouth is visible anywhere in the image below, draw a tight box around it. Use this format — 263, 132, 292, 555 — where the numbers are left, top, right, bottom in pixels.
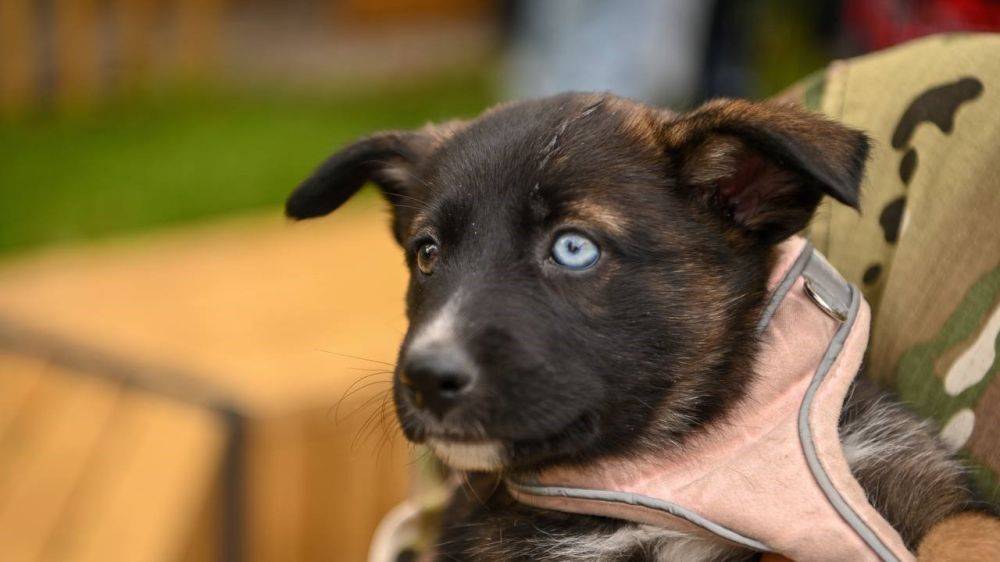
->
418, 411, 601, 472
394, 367, 604, 472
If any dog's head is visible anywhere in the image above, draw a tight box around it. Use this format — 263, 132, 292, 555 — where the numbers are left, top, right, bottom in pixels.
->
287, 93, 868, 472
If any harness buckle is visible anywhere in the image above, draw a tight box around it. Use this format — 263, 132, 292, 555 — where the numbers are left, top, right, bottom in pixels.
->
804, 278, 848, 322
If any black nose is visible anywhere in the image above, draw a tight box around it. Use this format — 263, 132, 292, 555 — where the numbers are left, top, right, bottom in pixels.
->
401, 346, 477, 418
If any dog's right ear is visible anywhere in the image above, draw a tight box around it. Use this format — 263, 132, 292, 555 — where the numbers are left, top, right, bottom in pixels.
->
286, 122, 461, 242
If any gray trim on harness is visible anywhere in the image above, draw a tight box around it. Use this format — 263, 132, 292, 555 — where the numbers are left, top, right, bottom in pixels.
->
505, 479, 771, 551
756, 241, 814, 335
798, 255, 901, 562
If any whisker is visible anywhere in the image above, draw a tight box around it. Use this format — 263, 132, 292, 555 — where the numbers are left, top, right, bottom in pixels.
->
334, 379, 393, 423
340, 385, 394, 424
374, 394, 398, 464
408, 446, 434, 467
460, 472, 488, 507
332, 370, 394, 420
316, 349, 396, 368
353, 388, 395, 451
353, 405, 384, 451
347, 366, 395, 373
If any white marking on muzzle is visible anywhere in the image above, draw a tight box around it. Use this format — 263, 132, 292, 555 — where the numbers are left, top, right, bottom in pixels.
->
409, 291, 463, 353
428, 438, 505, 471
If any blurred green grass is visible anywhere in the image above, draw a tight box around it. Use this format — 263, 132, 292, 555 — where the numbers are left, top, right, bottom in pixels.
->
0, 68, 495, 255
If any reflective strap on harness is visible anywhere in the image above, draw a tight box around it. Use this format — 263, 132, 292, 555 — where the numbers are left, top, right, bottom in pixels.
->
799, 251, 902, 562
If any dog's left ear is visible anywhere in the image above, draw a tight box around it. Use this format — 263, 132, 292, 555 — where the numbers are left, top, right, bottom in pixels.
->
663, 99, 869, 243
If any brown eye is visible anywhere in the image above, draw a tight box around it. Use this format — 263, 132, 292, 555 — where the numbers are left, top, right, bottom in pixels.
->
417, 242, 439, 275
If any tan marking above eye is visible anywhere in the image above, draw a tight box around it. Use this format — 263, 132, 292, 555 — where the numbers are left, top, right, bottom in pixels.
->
564, 201, 628, 237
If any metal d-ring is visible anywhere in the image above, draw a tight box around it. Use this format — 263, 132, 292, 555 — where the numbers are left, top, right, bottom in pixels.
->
804, 278, 848, 322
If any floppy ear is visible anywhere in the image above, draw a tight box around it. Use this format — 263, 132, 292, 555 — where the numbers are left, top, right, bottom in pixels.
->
286, 122, 461, 243
663, 99, 869, 243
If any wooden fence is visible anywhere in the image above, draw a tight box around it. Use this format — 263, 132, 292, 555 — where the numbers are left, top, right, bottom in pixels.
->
0, 0, 226, 117
0, 0, 492, 119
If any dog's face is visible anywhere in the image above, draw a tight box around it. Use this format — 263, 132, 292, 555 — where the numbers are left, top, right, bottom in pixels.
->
287, 93, 867, 472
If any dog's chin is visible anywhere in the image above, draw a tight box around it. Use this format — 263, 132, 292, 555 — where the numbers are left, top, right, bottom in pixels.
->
410, 409, 604, 473
427, 438, 506, 472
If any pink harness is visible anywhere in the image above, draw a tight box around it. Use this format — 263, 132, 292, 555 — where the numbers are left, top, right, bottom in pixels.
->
507, 237, 914, 561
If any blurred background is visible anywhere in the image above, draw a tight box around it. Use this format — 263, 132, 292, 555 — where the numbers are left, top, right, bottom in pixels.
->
0, 1, 997, 561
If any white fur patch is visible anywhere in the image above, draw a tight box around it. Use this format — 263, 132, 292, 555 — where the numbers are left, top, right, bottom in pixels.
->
841, 397, 921, 467
505, 524, 734, 561
840, 395, 965, 493
409, 292, 462, 352
428, 439, 504, 471
651, 528, 735, 561
526, 525, 659, 560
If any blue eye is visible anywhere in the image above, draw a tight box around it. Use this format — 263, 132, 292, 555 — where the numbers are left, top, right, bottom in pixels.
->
551, 232, 600, 270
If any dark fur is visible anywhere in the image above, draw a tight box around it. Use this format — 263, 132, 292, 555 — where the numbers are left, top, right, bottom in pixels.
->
287, 93, 972, 560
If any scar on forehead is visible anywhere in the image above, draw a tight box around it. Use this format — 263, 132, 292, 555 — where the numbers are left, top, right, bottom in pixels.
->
566, 199, 627, 236
538, 97, 607, 172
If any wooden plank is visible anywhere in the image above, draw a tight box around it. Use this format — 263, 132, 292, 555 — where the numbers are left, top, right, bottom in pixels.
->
302, 403, 410, 561
331, 0, 493, 23
116, 0, 159, 90
0, 367, 120, 562
175, 0, 224, 78
0, 352, 46, 441
0, 0, 35, 117
245, 414, 307, 562
42, 391, 226, 562
177, 473, 223, 562
51, 0, 101, 109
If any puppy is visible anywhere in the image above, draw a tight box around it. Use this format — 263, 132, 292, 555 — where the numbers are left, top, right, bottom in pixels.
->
287, 93, 972, 561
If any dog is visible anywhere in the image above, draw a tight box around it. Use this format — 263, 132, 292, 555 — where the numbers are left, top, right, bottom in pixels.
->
286, 93, 972, 561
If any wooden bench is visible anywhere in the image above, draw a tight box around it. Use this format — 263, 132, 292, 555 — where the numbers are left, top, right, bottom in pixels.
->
0, 197, 410, 562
